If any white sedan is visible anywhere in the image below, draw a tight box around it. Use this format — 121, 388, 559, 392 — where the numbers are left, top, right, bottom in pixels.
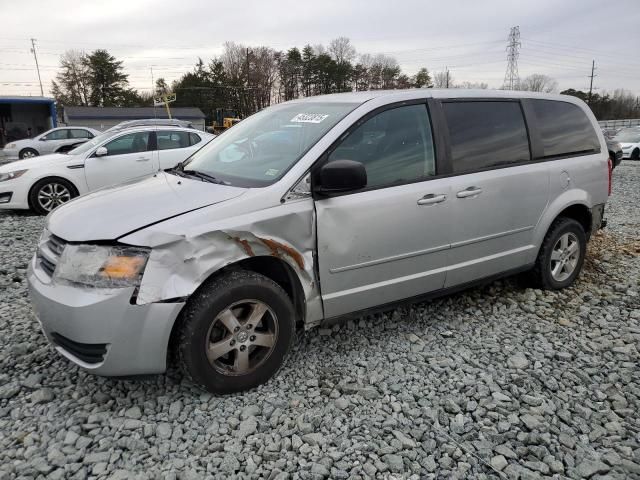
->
2, 126, 101, 160
0, 126, 214, 214
613, 128, 640, 160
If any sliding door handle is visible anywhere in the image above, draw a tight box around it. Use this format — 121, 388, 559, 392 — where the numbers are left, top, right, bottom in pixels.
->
417, 194, 446, 206
456, 187, 483, 198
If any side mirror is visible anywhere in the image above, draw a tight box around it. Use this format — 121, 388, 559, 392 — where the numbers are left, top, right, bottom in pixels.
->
316, 160, 367, 194
39, 137, 46, 141
95, 146, 108, 157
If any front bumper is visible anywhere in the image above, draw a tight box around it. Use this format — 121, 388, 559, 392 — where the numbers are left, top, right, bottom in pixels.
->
0, 149, 19, 163
27, 256, 185, 376
0, 176, 31, 210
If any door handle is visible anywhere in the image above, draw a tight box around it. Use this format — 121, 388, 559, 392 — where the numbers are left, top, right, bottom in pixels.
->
456, 187, 483, 198
136, 156, 150, 162
417, 193, 446, 206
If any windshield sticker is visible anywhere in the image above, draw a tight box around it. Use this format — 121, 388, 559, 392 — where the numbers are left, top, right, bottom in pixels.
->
264, 168, 279, 176
290, 113, 329, 124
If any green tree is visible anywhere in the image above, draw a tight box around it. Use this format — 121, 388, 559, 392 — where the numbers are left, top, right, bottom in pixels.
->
85, 50, 130, 107
412, 68, 433, 88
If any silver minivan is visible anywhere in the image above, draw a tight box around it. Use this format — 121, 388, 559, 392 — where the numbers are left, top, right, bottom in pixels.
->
27, 89, 610, 393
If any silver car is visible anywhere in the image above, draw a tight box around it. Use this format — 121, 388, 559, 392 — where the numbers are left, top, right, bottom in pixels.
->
2, 126, 101, 160
27, 89, 609, 393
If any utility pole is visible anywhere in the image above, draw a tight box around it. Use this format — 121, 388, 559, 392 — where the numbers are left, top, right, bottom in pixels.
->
502, 26, 521, 90
445, 67, 450, 88
30, 38, 44, 96
587, 60, 597, 105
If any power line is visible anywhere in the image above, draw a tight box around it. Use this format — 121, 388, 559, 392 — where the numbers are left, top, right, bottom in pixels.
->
502, 26, 521, 90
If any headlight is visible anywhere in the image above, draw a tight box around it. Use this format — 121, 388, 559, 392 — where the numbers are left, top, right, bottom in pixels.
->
55, 244, 150, 288
0, 169, 28, 182
5, 143, 16, 149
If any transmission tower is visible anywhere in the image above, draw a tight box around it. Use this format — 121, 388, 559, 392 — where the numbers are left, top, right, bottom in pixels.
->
502, 26, 521, 90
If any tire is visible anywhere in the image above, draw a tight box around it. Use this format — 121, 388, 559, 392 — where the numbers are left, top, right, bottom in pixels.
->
28, 177, 78, 215
177, 270, 295, 394
19, 148, 39, 159
530, 217, 587, 290
632, 148, 640, 161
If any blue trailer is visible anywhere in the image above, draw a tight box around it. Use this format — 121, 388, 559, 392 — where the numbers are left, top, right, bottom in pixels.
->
0, 96, 57, 147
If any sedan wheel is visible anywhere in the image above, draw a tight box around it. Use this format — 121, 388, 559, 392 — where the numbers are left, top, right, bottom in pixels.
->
19, 148, 38, 159
37, 183, 72, 212
29, 178, 78, 215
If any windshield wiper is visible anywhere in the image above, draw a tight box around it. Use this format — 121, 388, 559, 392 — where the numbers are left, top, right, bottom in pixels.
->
182, 169, 223, 184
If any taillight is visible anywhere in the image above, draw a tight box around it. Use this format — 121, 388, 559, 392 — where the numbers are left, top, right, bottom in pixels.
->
607, 157, 612, 196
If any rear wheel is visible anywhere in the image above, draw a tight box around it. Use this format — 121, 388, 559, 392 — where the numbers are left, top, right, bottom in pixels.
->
28, 177, 78, 215
530, 217, 586, 289
19, 148, 38, 159
177, 270, 295, 394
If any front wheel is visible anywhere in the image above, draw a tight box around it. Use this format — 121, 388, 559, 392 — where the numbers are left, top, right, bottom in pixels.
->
632, 148, 640, 160
19, 148, 38, 159
177, 270, 295, 394
530, 217, 587, 289
28, 177, 78, 215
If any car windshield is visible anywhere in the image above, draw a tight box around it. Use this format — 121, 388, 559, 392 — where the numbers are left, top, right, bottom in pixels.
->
67, 131, 119, 155
614, 130, 640, 143
181, 102, 358, 187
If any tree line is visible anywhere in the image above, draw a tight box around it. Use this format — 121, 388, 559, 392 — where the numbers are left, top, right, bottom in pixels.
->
50, 38, 640, 122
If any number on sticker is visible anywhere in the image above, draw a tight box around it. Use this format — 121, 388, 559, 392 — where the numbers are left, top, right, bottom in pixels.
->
290, 113, 329, 124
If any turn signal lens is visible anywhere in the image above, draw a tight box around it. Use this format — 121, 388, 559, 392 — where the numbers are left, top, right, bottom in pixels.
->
100, 256, 147, 279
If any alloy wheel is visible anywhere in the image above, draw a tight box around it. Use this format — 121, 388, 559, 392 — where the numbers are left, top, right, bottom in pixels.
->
37, 183, 72, 212
204, 299, 278, 376
550, 232, 580, 282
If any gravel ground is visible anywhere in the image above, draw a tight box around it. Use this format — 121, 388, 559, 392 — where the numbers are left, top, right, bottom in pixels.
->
0, 161, 639, 480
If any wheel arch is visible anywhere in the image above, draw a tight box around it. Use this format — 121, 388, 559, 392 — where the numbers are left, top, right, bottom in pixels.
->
166, 254, 307, 366
27, 175, 81, 210
534, 192, 594, 256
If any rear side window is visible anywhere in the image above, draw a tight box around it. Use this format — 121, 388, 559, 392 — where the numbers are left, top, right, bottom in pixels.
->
157, 131, 190, 150
189, 132, 202, 146
530, 100, 600, 158
443, 101, 530, 173
69, 129, 90, 139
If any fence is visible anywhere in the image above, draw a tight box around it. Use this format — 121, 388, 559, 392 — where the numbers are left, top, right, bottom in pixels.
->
598, 119, 640, 129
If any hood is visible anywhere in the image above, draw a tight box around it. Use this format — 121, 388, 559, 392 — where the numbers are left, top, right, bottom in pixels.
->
619, 143, 637, 149
0, 153, 74, 172
48, 172, 247, 242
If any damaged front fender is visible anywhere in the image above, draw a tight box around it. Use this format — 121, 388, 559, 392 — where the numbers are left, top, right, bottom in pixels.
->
119, 199, 324, 328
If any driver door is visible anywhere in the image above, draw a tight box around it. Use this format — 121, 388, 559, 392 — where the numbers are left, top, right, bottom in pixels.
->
84, 131, 155, 190
315, 102, 452, 318
39, 128, 70, 154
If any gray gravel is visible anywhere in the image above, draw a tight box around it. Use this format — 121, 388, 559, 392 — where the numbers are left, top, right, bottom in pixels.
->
0, 161, 639, 479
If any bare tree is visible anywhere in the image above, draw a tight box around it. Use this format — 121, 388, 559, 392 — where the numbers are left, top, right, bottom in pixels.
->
328, 37, 356, 64
456, 81, 488, 89
520, 74, 558, 93
433, 70, 454, 88
50, 50, 91, 105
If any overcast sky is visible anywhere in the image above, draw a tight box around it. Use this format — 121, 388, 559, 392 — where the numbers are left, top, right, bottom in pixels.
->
1, 0, 639, 97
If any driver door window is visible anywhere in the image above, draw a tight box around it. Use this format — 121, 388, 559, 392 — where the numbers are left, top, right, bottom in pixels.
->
327, 104, 436, 189
42, 129, 69, 141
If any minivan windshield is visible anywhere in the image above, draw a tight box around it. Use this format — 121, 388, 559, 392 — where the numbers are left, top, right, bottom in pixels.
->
613, 129, 640, 143
180, 102, 358, 187
67, 131, 119, 155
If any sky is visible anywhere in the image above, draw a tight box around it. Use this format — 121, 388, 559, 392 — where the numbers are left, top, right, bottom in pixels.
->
1, 0, 639, 98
